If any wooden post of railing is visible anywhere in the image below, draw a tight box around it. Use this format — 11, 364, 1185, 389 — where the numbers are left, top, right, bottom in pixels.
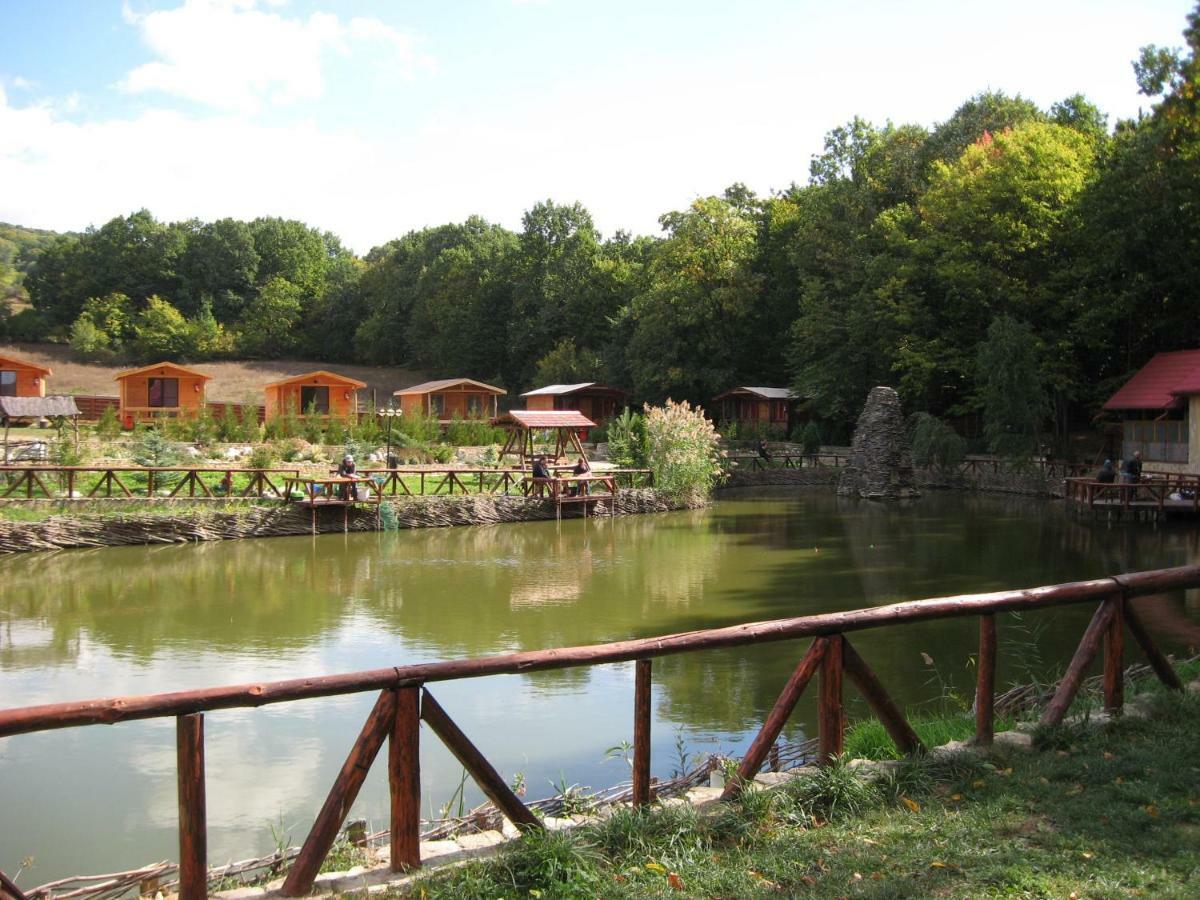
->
176, 713, 206, 900
147, 469, 155, 498
632, 659, 652, 807
1123, 601, 1183, 691
389, 687, 421, 872
1104, 595, 1125, 712
282, 690, 399, 896
842, 639, 924, 756
975, 613, 997, 745
818, 635, 844, 764
1040, 597, 1119, 727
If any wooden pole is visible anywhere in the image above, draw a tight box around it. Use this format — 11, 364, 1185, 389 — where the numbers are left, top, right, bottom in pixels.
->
632, 659, 652, 807
176, 713, 206, 900
420, 690, 542, 831
1040, 598, 1118, 727
389, 687, 421, 872
723, 638, 827, 799
1122, 601, 1184, 691
975, 613, 997, 745
818, 635, 844, 764
842, 638, 924, 756
282, 690, 398, 896
1104, 595, 1125, 712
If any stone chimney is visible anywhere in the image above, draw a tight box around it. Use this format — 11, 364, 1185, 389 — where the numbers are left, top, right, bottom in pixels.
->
837, 386, 919, 500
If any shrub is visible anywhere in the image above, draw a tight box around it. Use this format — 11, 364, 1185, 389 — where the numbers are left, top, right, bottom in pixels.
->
352, 416, 382, 445
607, 408, 645, 468
324, 420, 348, 446
237, 403, 262, 442
131, 428, 178, 467
95, 404, 122, 440
801, 420, 822, 455
642, 399, 722, 506
190, 406, 216, 445
248, 445, 275, 470
215, 406, 239, 442
908, 412, 967, 472
399, 409, 441, 444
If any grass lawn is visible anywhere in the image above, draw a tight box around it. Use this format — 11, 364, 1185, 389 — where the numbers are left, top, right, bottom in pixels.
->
398, 685, 1200, 898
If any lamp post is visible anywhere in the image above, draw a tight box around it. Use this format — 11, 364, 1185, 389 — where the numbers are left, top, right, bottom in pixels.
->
378, 406, 402, 469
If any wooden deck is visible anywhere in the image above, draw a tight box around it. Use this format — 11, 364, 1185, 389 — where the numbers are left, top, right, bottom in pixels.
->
1065, 475, 1200, 522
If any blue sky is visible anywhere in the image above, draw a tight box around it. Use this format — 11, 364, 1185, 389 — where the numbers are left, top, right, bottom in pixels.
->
0, 0, 1194, 252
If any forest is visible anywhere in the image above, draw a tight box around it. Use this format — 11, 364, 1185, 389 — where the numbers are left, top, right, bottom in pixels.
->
3, 5, 1200, 446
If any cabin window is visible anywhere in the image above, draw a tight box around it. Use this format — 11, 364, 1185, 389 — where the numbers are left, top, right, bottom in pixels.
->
300, 386, 330, 414
467, 394, 482, 417
0, 371, 15, 397
429, 394, 445, 416
148, 377, 179, 408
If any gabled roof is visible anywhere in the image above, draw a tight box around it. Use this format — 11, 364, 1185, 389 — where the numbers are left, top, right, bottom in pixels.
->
713, 386, 795, 401
394, 377, 506, 396
494, 410, 597, 429
521, 382, 630, 397
0, 396, 80, 418
263, 370, 367, 389
0, 353, 51, 376
1103, 350, 1200, 411
114, 361, 213, 381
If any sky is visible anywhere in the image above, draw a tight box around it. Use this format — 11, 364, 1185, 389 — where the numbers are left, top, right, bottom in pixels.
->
0, 0, 1195, 254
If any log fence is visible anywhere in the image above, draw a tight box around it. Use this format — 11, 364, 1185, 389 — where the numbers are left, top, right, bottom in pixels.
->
0, 465, 653, 502
1065, 473, 1200, 517
0, 565, 1195, 898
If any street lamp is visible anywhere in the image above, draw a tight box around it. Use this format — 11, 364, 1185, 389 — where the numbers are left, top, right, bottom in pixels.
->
378, 406, 402, 469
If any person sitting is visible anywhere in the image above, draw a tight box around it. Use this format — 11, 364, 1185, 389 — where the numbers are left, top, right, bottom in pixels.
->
757, 439, 771, 462
1120, 452, 1143, 485
337, 453, 360, 500
530, 454, 552, 497
570, 455, 591, 496
1096, 459, 1116, 484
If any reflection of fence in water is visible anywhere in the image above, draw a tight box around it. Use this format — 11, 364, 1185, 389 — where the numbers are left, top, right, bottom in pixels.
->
0, 564, 1193, 898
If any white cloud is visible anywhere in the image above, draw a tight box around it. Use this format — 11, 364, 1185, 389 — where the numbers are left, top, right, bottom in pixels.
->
118, 0, 430, 113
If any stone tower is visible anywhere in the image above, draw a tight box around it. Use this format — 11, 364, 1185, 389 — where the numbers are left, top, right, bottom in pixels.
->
837, 386, 919, 500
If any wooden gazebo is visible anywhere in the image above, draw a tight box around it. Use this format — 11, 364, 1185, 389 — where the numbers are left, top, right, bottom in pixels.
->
0, 395, 81, 463
494, 409, 596, 467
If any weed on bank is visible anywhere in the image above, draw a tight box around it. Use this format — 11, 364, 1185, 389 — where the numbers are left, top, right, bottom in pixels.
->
396, 689, 1200, 898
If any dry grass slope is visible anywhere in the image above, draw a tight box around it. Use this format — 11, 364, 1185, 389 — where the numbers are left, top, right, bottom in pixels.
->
0, 342, 429, 405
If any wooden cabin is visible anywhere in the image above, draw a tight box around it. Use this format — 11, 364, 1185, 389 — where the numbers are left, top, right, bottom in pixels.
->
394, 378, 505, 423
264, 370, 366, 421
114, 362, 212, 426
712, 386, 797, 434
1103, 350, 1200, 473
0, 352, 51, 398
520, 383, 629, 428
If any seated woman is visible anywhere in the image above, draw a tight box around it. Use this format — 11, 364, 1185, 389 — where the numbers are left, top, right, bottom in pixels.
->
570, 456, 591, 496
1096, 459, 1116, 483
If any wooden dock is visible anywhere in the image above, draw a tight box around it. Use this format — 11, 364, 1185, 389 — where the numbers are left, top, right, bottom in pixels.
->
1064, 475, 1200, 522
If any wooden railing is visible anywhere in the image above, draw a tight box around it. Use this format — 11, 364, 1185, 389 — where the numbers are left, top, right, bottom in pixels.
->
1065, 473, 1200, 514
723, 452, 848, 470
0, 466, 302, 500
0, 466, 654, 501
0, 565, 1192, 898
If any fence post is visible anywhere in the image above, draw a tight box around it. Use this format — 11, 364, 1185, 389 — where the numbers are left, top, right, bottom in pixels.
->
975, 613, 997, 745
818, 634, 844, 764
389, 687, 421, 872
1104, 595, 1125, 712
176, 713, 206, 900
1040, 598, 1119, 727
632, 659, 652, 807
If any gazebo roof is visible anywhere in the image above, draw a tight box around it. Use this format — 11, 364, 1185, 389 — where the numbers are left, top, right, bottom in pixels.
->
263, 370, 367, 389
394, 377, 506, 396
114, 362, 213, 381
495, 410, 597, 429
0, 396, 81, 418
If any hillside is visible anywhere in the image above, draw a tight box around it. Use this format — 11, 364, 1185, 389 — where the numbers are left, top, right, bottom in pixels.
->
0, 343, 428, 406
0, 222, 61, 304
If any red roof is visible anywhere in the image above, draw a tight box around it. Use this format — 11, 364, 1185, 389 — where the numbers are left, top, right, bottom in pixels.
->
1103, 350, 1200, 411
494, 410, 596, 429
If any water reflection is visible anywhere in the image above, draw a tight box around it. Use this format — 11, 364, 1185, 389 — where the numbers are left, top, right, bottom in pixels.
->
3, 489, 1200, 880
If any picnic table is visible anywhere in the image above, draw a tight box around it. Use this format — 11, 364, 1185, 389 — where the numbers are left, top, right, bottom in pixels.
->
283, 475, 381, 533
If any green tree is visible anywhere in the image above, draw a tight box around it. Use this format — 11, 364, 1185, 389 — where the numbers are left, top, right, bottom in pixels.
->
130, 296, 195, 361
975, 316, 1051, 459
533, 338, 604, 386
236, 277, 304, 357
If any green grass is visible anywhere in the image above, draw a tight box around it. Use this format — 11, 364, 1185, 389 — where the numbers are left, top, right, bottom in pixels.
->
395, 684, 1200, 898
844, 711, 1017, 760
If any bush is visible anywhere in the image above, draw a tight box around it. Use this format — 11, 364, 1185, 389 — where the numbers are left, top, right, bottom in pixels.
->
352, 416, 382, 445
95, 404, 122, 440
607, 408, 645, 468
398, 409, 441, 444
6, 308, 52, 342
324, 420, 348, 446
237, 404, 262, 442
800, 421, 822, 455
908, 412, 967, 472
131, 428, 178, 467
189, 406, 216, 444
248, 445, 275, 470
642, 400, 722, 506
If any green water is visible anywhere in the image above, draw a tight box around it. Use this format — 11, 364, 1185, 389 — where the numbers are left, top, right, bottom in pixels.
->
2, 488, 1199, 881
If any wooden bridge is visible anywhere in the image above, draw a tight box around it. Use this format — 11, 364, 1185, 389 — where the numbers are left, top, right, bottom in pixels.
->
0, 565, 1192, 898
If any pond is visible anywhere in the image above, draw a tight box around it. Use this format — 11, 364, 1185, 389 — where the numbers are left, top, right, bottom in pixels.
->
2, 487, 1199, 881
